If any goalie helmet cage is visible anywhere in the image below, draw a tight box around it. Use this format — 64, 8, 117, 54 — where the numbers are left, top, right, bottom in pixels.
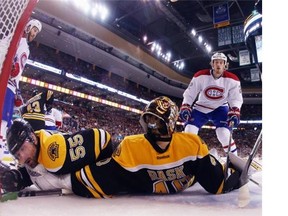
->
0, 0, 39, 122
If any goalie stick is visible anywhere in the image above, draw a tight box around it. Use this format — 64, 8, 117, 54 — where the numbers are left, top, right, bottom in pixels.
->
238, 130, 262, 207
1, 189, 63, 202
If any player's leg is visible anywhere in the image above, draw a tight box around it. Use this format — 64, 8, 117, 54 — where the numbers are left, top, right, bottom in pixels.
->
0, 90, 15, 161
213, 106, 238, 155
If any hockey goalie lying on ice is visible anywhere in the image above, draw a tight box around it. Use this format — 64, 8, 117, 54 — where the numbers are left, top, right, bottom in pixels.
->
1, 96, 256, 198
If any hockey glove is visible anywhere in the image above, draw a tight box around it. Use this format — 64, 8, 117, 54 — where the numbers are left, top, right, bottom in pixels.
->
0, 169, 24, 192
10, 62, 20, 78
0, 161, 10, 178
227, 107, 240, 127
14, 96, 23, 107
179, 104, 192, 122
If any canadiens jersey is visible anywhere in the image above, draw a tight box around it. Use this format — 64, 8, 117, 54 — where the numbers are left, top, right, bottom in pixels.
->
8, 37, 29, 93
71, 132, 225, 198
183, 69, 243, 113
22, 90, 54, 130
35, 128, 113, 174
45, 107, 62, 129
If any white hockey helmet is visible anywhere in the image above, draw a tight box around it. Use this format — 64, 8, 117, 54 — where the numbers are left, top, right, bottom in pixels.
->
211, 52, 227, 64
25, 19, 42, 33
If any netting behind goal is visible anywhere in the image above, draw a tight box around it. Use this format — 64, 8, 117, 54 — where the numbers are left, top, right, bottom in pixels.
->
0, 0, 39, 121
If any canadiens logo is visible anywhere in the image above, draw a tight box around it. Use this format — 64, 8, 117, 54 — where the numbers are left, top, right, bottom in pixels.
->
20, 53, 27, 68
204, 86, 224, 100
48, 142, 59, 161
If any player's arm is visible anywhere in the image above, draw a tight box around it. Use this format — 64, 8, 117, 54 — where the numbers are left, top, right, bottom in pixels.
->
179, 76, 200, 121
182, 76, 200, 105
70, 157, 127, 198
55, 109, 63, 129
10, 56, 21, 79
227, 81, 243, 127
45, 90, 54, 112
195, 153, 242, 194
227, 79, 243, 109
42, 128, 114, 175
10, 45, 28, 80
191, 136, 240, 194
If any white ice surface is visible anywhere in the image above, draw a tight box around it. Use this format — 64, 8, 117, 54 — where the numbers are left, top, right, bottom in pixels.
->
0, 172, 262, 216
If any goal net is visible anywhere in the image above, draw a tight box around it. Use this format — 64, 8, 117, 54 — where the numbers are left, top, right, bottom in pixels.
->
0, 0, 39, 121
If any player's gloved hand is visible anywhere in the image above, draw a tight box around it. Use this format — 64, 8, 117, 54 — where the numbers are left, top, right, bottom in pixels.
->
14, 96, 23, 107
14, 89, 24, 107
0, 169, 23, 192
10, 62, 20, 78
227, 107, 240, 127
179, 104, 192, 122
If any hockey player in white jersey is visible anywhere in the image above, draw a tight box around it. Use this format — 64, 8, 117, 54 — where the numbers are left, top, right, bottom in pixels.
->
45, 107, 63, 130
0, 19, 42, 160
179, 52, 243, 155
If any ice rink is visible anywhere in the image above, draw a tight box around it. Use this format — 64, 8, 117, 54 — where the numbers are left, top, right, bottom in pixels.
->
1, 172, 262, 216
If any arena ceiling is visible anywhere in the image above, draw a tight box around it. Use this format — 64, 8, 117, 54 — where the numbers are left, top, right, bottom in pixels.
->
31, 0, 262, 100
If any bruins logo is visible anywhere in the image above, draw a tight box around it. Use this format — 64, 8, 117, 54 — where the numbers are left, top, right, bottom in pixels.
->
48, 142, 59, 161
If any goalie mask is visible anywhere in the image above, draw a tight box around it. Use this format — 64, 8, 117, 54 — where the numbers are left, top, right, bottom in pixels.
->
6, 118, 35, 155
140, 96, 179, 137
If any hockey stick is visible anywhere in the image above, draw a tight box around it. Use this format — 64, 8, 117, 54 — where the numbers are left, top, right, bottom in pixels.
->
238, 130, 262, 207
1, 189, 63, 202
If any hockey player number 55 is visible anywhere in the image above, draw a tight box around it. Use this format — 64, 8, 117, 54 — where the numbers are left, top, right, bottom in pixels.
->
67, 134, 85, 162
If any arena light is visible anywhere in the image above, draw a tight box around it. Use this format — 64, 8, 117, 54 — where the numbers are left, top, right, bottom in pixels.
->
191, 29, 196, 36
198, 35, 203, 43
78, 0, 90, 14
27, 60, 149, 105
20, 76, 143, 114
65, 72, 149, 104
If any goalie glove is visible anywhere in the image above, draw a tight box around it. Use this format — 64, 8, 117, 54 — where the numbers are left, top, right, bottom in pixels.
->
179, 104, 192, 122
227, 107, 240, 127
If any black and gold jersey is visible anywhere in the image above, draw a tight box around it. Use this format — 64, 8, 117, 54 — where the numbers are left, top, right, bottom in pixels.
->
71, 132, 225, 198
35, 128, 113, 175
22, 90, 54, 130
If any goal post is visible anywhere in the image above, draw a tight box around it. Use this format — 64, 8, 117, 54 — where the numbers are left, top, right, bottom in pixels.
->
0, 0, 39, 122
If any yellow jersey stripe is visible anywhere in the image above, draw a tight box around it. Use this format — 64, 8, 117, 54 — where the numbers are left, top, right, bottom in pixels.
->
84, 166, 111, 198
216, 180, 224, 194
75, 169, 102, 198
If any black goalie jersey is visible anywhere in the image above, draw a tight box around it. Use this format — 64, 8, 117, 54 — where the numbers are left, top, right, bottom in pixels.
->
71, 132, 226, 198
